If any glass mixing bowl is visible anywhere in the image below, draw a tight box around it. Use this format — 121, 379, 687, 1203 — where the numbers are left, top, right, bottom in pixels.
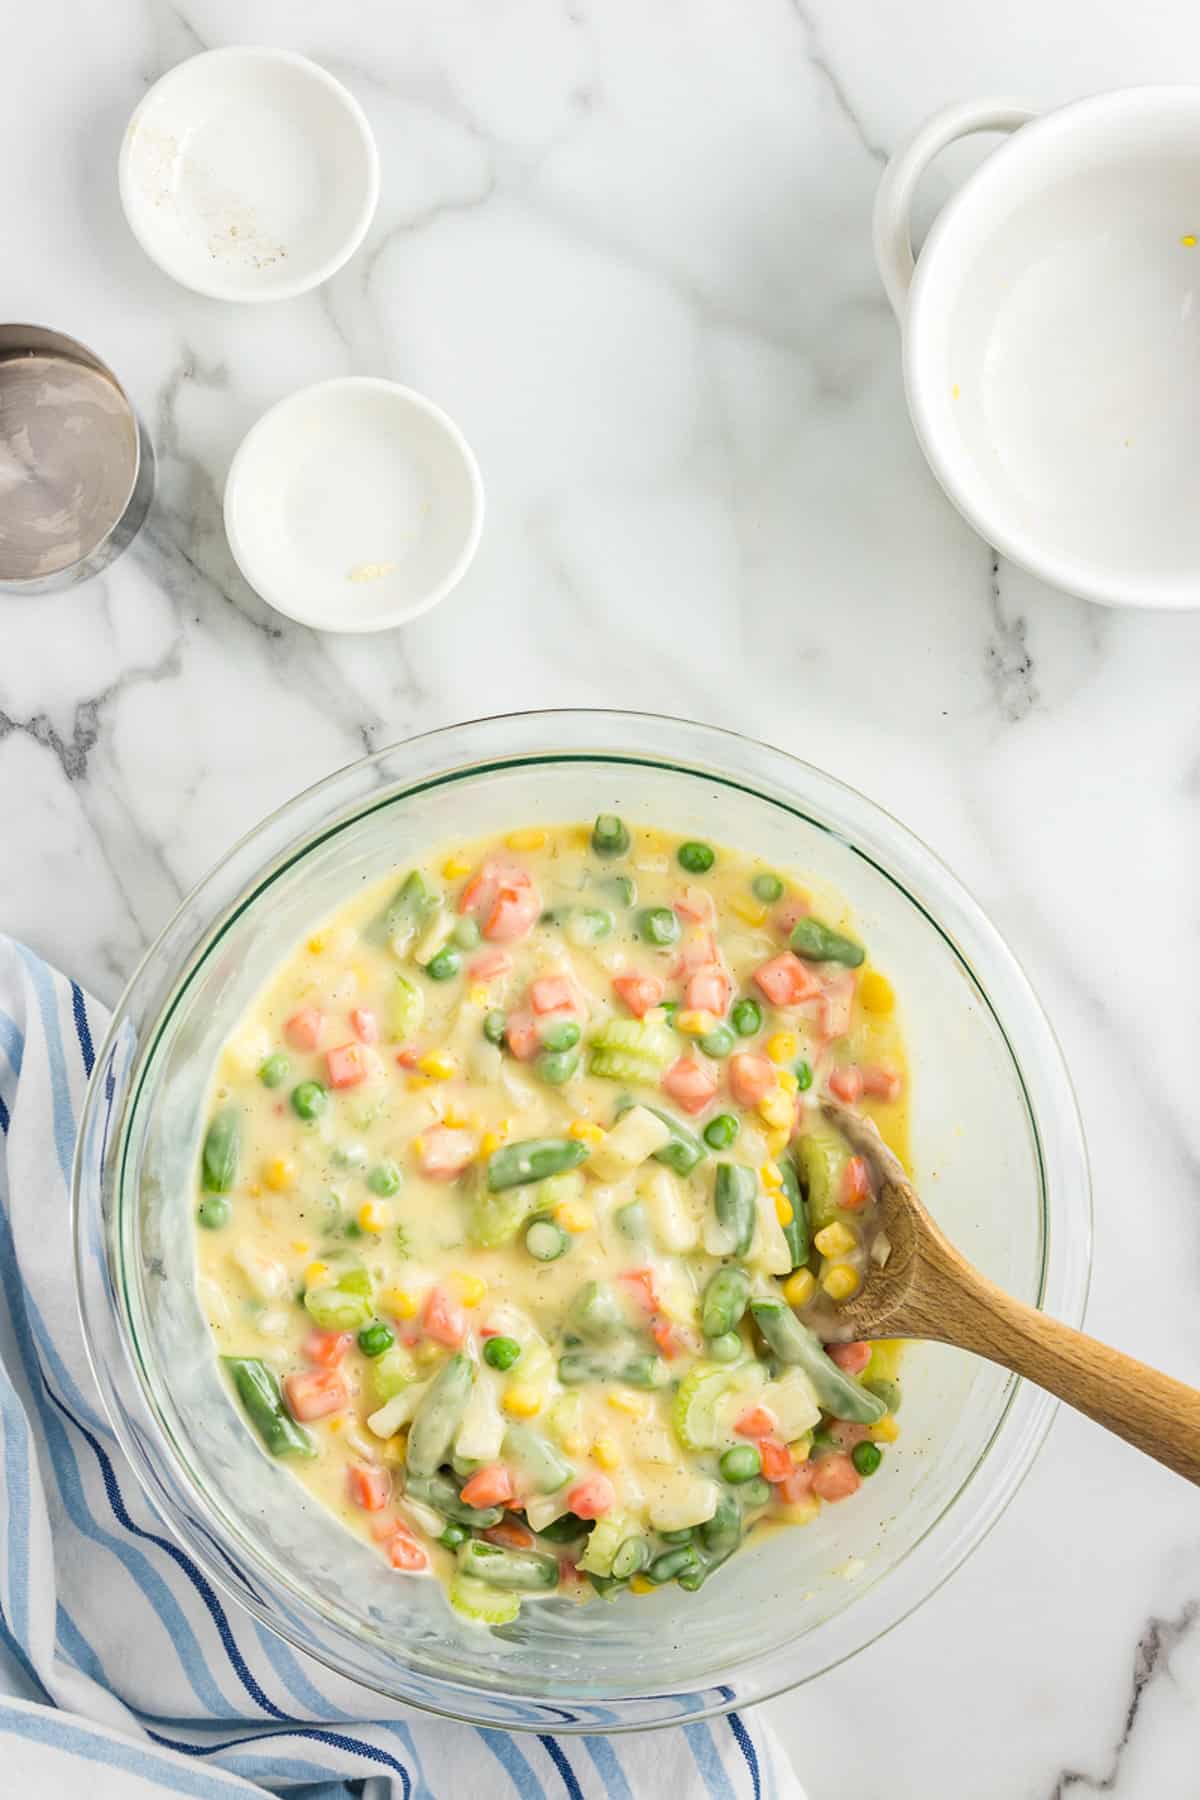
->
73, 711, 1091, 1732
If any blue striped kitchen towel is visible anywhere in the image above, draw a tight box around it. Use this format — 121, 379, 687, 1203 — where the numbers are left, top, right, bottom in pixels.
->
0, 937, 802, 1800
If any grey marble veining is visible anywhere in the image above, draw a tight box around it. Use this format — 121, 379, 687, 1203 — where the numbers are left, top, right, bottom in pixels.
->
4, 2, 1200, 1794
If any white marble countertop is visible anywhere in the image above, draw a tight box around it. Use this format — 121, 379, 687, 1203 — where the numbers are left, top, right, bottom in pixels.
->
5, 3, 1200, 1794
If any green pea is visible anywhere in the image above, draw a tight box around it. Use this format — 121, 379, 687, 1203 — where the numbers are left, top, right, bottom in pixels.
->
258, 1053, 290, 1089
707, 1330, 743, 1363
197, 1195, 231, 1230
677, 841, 714, 874
537, 1047, 580, 1085
525, 1219, 569, 1261
290, 1081, 327, 1121
483, 1335, 522, 1371
699, 1025, 735, 1058
425, 946, 461, 982
439, 1522, 470, 1549
592, 814, 630, 858
795, 1059, 813, 1091
357, 1321, 395, 1358
452, 916, 482, 950
865, 1377, 902, 1414
731, 997, 763, 1037
720, 1444, 762, 1484
703, 1113, 739, 1151
852, 1441, 883, 1476
740, 1476, 772, 1508
540, 1018, 581, 1052
752, 872, 784, 903
639, 907, 681, 947
483, 1010, 507, 1046
367, 1160, 402, 1197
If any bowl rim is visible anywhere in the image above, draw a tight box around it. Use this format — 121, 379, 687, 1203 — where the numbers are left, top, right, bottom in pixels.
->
117, 45, 381, 304
72, 708, 1092, 1731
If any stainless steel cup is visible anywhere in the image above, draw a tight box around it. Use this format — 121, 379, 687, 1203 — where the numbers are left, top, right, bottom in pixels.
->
0, 324, 155, 591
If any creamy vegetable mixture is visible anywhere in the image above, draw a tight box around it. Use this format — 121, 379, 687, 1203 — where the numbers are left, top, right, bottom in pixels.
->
195, 818, 908, 1626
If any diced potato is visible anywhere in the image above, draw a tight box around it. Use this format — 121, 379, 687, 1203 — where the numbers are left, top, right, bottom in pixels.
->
746, 1188, 793, 1276
367, 1382, 430, 1440
641, 1166, 700, 1253
454, 1369, 505, 1462
588, 1107, 672, 1182
232, 1244, 287, 1302
642, 1468, 720, 1534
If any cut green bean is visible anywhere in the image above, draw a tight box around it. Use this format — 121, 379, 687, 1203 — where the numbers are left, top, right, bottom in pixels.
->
615, 1100, 707, 1176
865, 1376, 902, 1413
701, 1264, 751, 1339
612, 1535, 651, 1579
566, 1280, 626, 1343
647, 1545, 699, 1584
748, 1301, 886, 1423
777, 1156, 810, 1271
714, 1163, 758, 1256
457, 1539, 559, 1591
536, 1512, 590, 1543
795, 1059, 813, 1091
591, 814, 630, 858
526, 1219, 569, 1261
452, 916, 482, 950
487, 1137, 589, 1192
790, 917, 866, 968
364, 870, 438, 949
201, 1109, 240, 1194
223, 1357, 314, 1459
406, 1353, 475, 1478
504, 1424, 574, 1494
405, 1470, 503, 1528
468, 1183, 537, 1249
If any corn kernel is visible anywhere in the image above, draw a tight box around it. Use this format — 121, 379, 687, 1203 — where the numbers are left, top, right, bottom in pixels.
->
868, 1414, 900, 1443
468, 984, 489, 1007
630, 1574, 656, 1595
263, 1157, 295, 1192
766, 1031, 800, 1065
414, 1339, 447, 1370
382, 1429, 408, 1465
568, 1119, 606, 1147
506, 828, 547, 852
450, 1271, 487, 1308
503, 1386, 543, 1419
607, 1389, 651, 1418
777, 1069, 799, 1095
814, 1221, 858, 1258
592, 1437, 621, 1471
383, 1287, 418, 1319
359, 1199, 391, 1233
563, 1430, 588, 1457
757, 1090, 795, 1130
418, 1050, 457, 1080
306, 933, 328, 955
569, 825, 591, 848
759, 1162, 784, 1190
442, 853, 472, 879
247, 1183, 262, 1198
407, 1076, 432, 1093
305, 1261, 329, 1288
443, 1103, 469, 1128
821, 1264, 861, 1302
779, 1496, 820, 1526
859, 970, 895, 1016
291, 1238, 312, 1256
676, 1009, 720, 1037
730, 896, 768, 927
765, 1127, 790, 1159
410, 1136, 425, 1159
555, 1200, 595, 1233
782, 1268, 817, 1309
789, 1430, 814, 1462
327, 1414, 344, 1433
775, 1193, 795, 1227
479, 1132, 501, 1158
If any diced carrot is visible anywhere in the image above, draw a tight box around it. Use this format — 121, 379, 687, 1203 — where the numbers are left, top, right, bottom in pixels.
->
458, 861, 501, 916
503, 1009, 540, 1061
485, 881, 541, 943
394, 1045, 421, 1068
676, 930, 719, 976
650, 1317, 692, 1359
674, 886, 715, 924
348, 1463, 391, 1512
618, 1267, 661, 1313
283, 1368, 348, 1422
613, 973, 666, 1018
385, 1522, 429, 1571
326, 1042, 371, 1089
840, 1154, 871, 1211
351, 1008, 378, 1044
828, 1065, 864, 1104
753, 952, 821, 1007
422, 1284, 467, 1348
828, 1419, 869, 1450
728, 1052, 776, 1107
468, 948, 513, 981
530, 974, 578, 1016
779, 1464, 816, 1503
662, 1055, 719, 1115
828, 1340, 872, 1376
418, 1125, 476, 1180
483, 1519, 534, 1550
284, 1007, 323, 1052
302, 1329, 352, 1369
861, 1065, 903, 1103
566, 1474, 616, 1519
459, 1464, 515, 1509
478, 1324, 500, 1339
734, 1405, 777, 1440
369, 1511, 401, 1542
759, 1438, 793, 1483
817, 972, 856, 1042
686, 966, 731, 1015
812, 1452, 862, 1501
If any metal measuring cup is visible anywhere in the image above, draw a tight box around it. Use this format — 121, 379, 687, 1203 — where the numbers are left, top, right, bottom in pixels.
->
0, 324, 155, 592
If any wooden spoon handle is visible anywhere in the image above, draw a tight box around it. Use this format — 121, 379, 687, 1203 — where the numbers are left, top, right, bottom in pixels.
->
941, 1269, 1200, 1485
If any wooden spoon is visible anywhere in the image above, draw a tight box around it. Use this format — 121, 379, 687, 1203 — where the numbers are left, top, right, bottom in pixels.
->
822, 1098, 1200, 1485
